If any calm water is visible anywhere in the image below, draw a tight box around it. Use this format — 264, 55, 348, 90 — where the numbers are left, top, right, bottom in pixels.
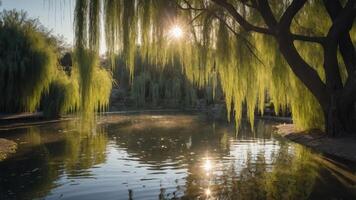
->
0, 113, 355, 200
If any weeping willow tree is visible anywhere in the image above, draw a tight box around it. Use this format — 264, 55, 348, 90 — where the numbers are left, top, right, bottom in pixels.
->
113, 51, 218, 109
0, 9, 111, 118
74, 0, 356, 135
74, 0, 113, 117
41, 69, 79, 118
0, 10, 57, 112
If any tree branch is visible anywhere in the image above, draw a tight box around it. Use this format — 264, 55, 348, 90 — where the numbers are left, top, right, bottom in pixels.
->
324, 0, 356, 75
213, 13, 265, 66
324, 1, 356, 91
327, 8, 356, 42
279, 0, 307, 28
175, 0, 206, 11
211, 0, 273, 35
256, 0, 277, 28
278, 35, 329, 108
256, 0, 328, 106
291, 34, 325, 44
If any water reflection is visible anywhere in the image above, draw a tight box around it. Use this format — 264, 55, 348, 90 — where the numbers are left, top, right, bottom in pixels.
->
203, 158, 212, 173
0, 114, 355, 199
0, 121, 108, 199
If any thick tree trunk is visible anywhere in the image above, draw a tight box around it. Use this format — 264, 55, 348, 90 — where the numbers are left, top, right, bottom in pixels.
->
277, 34, 329, 110
323, 92, 356, 136
277, 35, 356, 136
213, 0, 356, 136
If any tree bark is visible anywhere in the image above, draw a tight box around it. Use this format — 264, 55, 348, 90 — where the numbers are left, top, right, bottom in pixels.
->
323, 91, 356, 136
211, 0, 356, 136
265, 0, 356, 136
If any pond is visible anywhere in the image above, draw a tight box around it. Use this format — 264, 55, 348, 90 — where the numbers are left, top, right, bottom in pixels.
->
0, 113, 355, 200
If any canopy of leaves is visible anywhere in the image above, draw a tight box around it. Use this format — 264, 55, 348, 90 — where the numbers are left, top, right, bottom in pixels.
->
41, 69, 79, 118
114, 51, 220, 108
74, 0, 113, 116
0, 9, 112, 118
0, 10, 57, 112
74, 0, 356, 130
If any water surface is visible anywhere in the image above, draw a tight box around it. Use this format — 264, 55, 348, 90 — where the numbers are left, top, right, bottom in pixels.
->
0, 113, 355, 199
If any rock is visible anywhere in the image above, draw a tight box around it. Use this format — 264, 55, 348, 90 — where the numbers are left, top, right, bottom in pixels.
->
0, 138, 17, 161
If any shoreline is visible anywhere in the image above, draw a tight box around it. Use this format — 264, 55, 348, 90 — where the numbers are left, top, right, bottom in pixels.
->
2, 112, 356, 165
0, 138, 17, 161
276, 124, 356, 164
0, 110, 207, 131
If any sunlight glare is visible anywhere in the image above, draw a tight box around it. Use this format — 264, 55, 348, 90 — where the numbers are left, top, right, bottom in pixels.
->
203, 159, 212, 172
170, 25, 183, 39
205, 188, 211, 196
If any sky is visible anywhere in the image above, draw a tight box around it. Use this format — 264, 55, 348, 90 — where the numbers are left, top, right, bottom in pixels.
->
1, 0, 106, 54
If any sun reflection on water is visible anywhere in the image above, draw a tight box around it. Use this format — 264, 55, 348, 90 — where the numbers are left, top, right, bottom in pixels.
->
203, 157, 214, 199
205, 188, 211, 196
203, 159, 213, 172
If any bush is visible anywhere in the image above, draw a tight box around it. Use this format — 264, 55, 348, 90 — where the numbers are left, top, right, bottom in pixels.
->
41, 70, 79, 118
0, 10, 57, 112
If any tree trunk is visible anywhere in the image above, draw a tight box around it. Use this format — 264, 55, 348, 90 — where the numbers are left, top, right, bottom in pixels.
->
276, 35, 356, 136
323, 92, 356, 136
213, 0, 356, 136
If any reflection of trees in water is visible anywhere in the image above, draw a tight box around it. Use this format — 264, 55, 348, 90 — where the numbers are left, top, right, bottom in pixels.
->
209, 152, 268, 199
0, 118, 322, 200
0, 127, 59, 200
111, 119, 319, 199
63, 125, 108, 176
265, 144, 318, 200
0, 122, 108, 199
109, 121, 232, 168
183, 143, 318, 200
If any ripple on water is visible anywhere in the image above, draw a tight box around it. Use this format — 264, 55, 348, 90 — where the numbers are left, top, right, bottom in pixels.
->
0, 115, 355, 200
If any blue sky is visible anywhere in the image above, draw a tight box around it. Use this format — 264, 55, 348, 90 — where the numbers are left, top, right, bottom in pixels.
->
1, 0, 75, 44
1, 0, 106, 54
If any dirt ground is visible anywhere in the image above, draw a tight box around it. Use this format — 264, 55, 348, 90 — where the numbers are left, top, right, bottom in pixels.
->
0, 138, 17, 161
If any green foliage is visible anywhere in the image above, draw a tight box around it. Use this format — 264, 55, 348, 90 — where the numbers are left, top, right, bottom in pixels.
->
90, 66, 113, 112
41, 69, 79, 118
265, 145, 319, 199
74, 0, 113, 117
73, 49, 112, 116
0, 10, 57, 112
117, 53, 208, 108
41, 62, 112, 118
0, 9, 110, 118
73, 0, 356, 131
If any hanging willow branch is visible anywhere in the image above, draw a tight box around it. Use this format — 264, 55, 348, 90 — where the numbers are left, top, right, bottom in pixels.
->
74, 0, 112, 116
71, 0, 356, 131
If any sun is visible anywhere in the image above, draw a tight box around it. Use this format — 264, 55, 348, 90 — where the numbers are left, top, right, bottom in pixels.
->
170, 25, 183, 39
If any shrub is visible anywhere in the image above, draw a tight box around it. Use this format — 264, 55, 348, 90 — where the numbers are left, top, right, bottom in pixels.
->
0, 10, 57, 112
